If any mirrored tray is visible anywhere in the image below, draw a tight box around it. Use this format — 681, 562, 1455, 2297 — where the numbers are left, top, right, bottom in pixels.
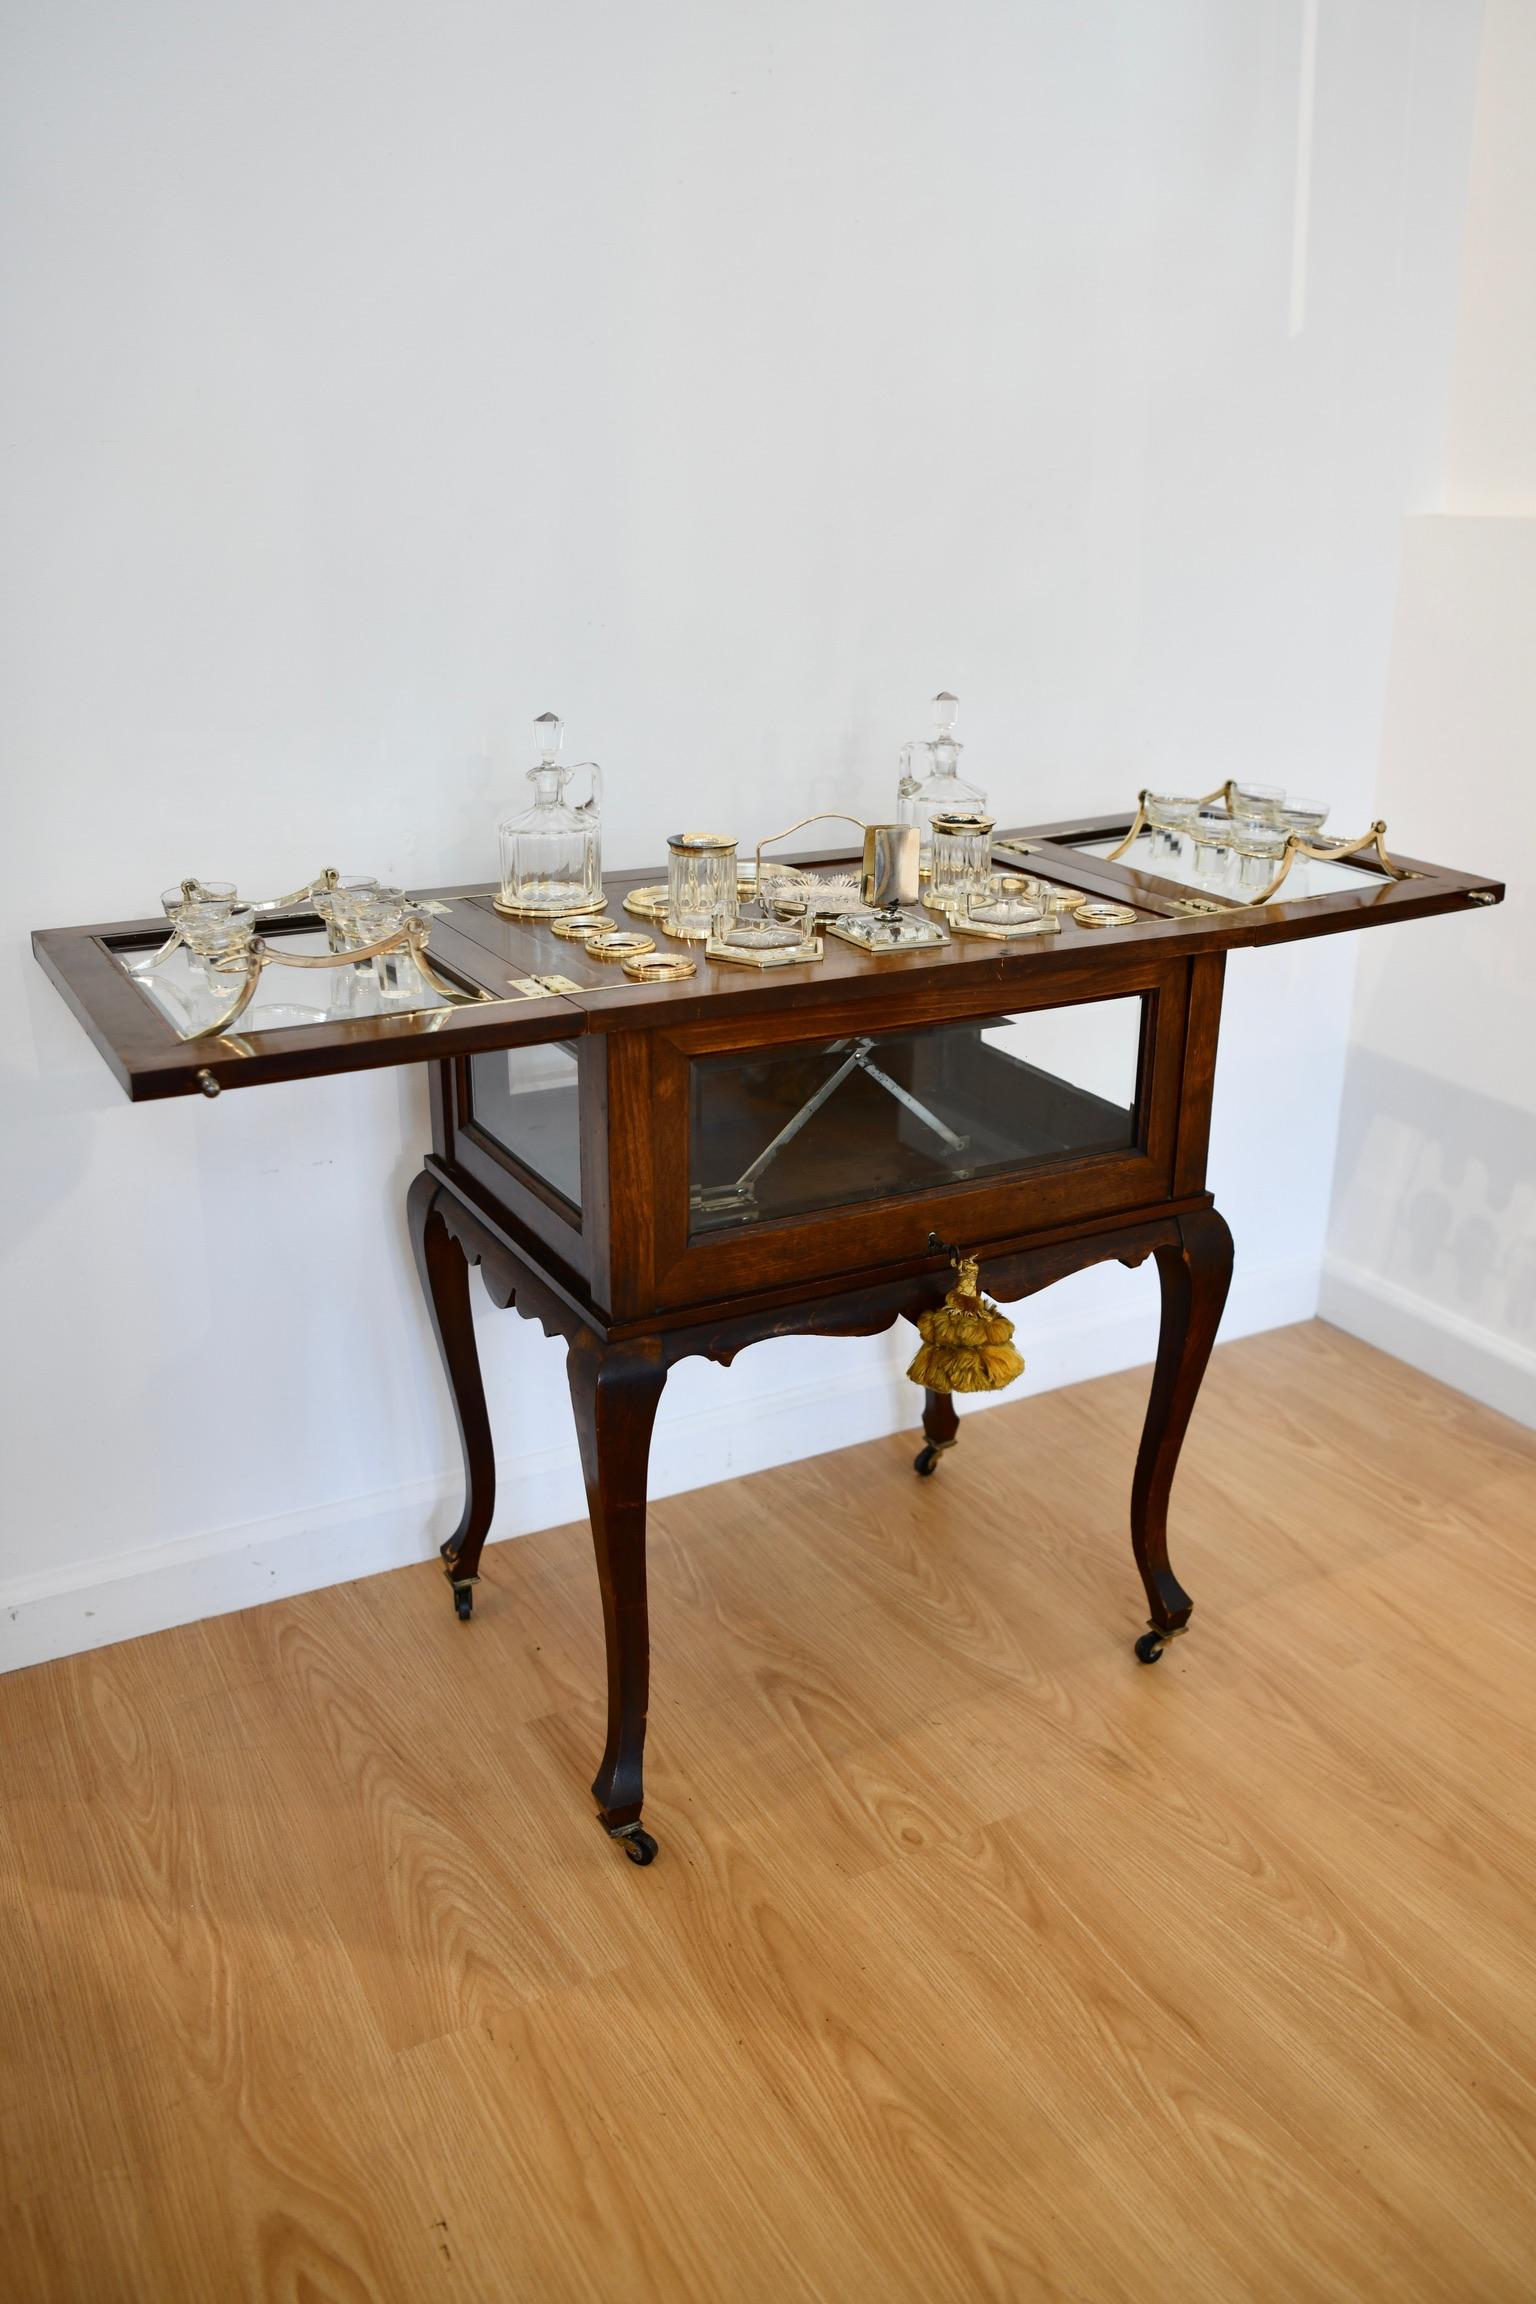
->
1070, 830, 1397, 905
126, 923, 457, 1037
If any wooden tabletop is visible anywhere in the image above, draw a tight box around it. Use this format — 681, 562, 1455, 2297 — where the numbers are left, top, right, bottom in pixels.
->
30, 818, 1503, 1098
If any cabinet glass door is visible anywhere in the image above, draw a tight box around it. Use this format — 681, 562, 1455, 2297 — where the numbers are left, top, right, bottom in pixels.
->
688, 999, 1144, 1233
468, 1041, 583, 1210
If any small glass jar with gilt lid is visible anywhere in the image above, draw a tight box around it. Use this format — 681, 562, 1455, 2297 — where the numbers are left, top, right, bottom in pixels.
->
665, 831, 738, 941
926, 811, 995, 915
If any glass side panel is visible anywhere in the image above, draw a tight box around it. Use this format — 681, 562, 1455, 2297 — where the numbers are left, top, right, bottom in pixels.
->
123, 924, 456, 1035
1071, 829, 1392, 902
469, 1041, 582, 1211
689, 1000, 1143, 1233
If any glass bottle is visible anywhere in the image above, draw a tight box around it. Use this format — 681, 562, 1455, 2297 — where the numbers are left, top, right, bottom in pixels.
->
495, 712, 603, 919
896, 692, 986, 871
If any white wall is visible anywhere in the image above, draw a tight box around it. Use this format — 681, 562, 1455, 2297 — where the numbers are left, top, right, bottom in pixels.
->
1, 1, 1485, 1669
1323, 0, 1536, 1428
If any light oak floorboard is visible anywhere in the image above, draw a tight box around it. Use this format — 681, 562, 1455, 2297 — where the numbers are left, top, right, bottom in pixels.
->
3, 1319, 1535, 2302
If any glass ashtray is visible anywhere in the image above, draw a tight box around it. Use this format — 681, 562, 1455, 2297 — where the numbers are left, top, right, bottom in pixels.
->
952, 886, 1060, 940
706, 910, 823, 970
825, 907, 949, 953
714, 907, 807, 949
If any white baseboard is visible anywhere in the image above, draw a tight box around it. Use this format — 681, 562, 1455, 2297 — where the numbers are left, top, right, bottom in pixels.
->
1319, 1254, 1536, 1431
0, 1249, 1319, 1675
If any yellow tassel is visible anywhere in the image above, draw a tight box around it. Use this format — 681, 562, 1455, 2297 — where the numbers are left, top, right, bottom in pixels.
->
906, 1257, 1025, 1395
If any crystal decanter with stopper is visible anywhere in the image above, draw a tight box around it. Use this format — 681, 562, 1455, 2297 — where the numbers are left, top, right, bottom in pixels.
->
896, 692, 987, 872
495, 713, 604, 919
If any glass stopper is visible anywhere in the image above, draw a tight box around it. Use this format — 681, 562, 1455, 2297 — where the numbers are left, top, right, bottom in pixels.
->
533, 711, 563, 764
931, 692, 960, 736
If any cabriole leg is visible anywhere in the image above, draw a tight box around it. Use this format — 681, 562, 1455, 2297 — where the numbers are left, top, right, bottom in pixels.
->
407, 1171, 496, 1619
566, 1341, 668, 1864
914, 1388, 960, 1477
1130, 1207, 1234, 1660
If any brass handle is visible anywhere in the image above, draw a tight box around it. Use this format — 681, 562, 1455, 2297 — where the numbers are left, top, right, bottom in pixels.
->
753, 811, 868, 894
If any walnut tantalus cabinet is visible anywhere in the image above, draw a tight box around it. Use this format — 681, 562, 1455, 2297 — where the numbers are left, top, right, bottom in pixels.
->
34, 815, 1503, 1865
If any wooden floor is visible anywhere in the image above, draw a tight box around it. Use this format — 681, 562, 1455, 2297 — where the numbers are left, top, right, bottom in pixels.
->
4, 1321, 1536, 2303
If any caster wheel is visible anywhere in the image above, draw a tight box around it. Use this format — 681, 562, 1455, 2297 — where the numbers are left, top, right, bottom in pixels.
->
1134, 1631, 1165, 1664
914, 1444, 940, 1477
453, 1586, 474, 1622
614, 1826, 659, 1867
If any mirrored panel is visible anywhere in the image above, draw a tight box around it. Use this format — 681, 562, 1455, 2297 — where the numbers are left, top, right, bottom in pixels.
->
1071, 830, 1391, 903
120, 923, 456, 1035
689, 999, 1143, 1233
468, 1041, 582, 1211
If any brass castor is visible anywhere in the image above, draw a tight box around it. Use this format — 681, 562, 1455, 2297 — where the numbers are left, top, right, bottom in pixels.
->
608, 1823, 659, 1867
914, 1443, 942, 1477
1134, 1630, 1166, 1664
441, 1541, 476, 1622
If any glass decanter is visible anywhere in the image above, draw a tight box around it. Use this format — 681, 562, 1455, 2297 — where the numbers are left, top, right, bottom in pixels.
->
896, 692, 986, 871
495, 712, 603, 919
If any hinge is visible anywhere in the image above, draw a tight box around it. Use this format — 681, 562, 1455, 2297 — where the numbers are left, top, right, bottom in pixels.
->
507, 973, 583, 999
